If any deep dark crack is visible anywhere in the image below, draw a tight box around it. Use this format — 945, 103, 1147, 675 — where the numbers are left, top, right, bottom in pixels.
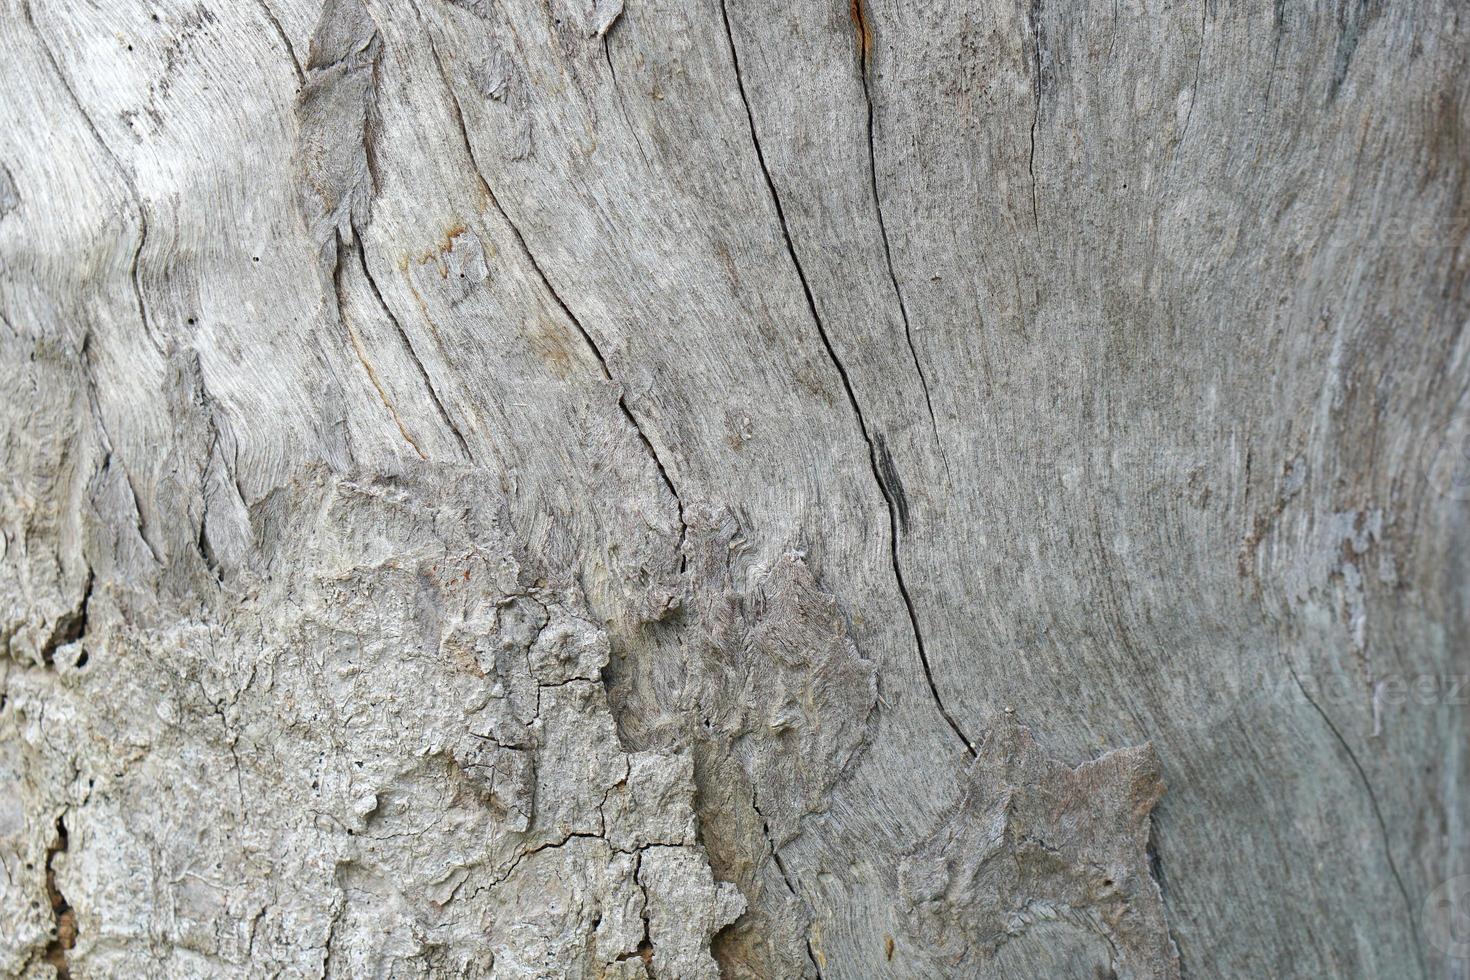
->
851, 0, 947, 470
43, 814, 75, 978
718, 0, 976, 759
40, 570, 92, 668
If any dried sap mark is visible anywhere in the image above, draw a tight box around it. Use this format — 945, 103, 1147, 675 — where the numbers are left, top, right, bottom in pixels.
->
397, 220, 577, 382
386, 221, 501, 441
401, 221, 493, 316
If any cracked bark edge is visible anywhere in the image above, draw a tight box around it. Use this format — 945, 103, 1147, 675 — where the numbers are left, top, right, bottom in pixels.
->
21, 813, 75, 979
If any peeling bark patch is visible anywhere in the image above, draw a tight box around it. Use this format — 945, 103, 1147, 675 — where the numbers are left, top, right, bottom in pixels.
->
292, 0, 382, 263
684, 507, 878, 846
0, 465, 741, 976
899, 724, 1180, 979
240, 471, 734, 975
639, 846, 746, 978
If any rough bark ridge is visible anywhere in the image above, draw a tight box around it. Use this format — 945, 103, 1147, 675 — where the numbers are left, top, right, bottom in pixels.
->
1, 0, 1466, 977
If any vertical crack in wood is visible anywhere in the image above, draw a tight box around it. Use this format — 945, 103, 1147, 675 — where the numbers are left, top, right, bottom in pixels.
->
127, 212, 159, 354
1176, 0, 1207, 152
1025, 0, 1043, 231
1278, 649, 1427, 978
717, 0, 977, 759
1148, 821, 1190, 978
41, 814, 74, 978
602, 36, 653, 171
354, 235, 473, 459
254, 0, 306, 85
750, 791, 825, 979
331, 239, 428, 459
418, 22, 689, 567
850, 0, 947, 474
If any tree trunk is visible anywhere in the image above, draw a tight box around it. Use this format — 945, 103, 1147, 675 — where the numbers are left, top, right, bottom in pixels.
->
2, 0, 1467, 976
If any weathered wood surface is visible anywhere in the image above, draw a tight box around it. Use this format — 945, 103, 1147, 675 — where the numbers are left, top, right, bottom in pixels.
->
1, 0, 1467, 976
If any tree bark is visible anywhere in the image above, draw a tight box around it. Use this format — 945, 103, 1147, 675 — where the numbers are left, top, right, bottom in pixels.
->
1, 0, 1467, 976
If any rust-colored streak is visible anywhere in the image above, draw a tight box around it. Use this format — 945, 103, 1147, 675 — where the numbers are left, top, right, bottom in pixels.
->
413, 222, 472, 279
849, 0, 874, 59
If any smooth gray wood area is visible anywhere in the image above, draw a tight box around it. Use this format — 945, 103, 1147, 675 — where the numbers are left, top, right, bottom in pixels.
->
1, 0, 1466, 976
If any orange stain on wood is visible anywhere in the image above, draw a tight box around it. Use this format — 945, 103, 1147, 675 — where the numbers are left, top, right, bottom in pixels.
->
411, 222, 472, 278
527, 315, 574, 379
849, 0, 873, 58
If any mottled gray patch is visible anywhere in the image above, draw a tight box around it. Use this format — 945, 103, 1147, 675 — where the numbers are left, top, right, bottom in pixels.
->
900, 723, 1178, 979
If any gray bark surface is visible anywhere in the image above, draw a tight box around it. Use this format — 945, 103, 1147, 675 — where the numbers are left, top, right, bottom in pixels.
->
1, 0, 1467, 976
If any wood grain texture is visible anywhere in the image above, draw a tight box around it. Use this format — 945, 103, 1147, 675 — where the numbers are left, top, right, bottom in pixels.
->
1, 0, 1466, 976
